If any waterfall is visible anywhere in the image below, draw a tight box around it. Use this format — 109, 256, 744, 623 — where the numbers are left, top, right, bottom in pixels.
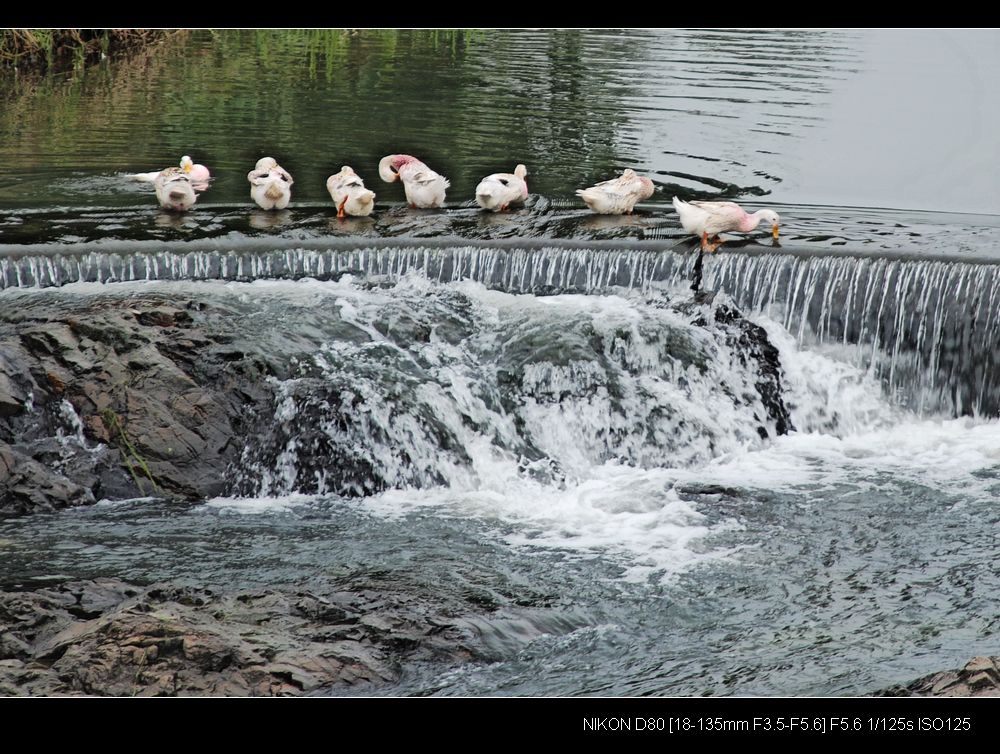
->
230, 280, 791, 498
4, 242, 999, 416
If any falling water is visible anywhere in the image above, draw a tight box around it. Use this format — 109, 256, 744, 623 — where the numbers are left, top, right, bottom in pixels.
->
230, 279, 791, 499
4, 242, 999, 416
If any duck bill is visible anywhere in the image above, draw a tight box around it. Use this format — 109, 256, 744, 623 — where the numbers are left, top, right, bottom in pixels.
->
772, 224, 780, 239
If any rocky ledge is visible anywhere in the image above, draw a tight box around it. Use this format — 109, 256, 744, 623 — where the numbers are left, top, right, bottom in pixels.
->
878, 657, 1000, 698
1, 285, 792, 515
0, 293, 280, 513
0, 578, 476, 696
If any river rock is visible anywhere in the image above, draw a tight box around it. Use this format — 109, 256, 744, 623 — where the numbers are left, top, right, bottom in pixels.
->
878, 656, 1000, 697
0, 442, 94, 514
0, 578, 476, 696
0, 294, 278, 513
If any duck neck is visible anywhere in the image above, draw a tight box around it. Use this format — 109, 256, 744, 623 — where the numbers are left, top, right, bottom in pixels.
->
739, 212, 764, 233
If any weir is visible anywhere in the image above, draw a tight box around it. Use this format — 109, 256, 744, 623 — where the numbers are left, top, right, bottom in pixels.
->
3, 239, 998, 417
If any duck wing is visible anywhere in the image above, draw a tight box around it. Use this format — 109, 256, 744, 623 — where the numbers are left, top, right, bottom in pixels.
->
247, 168, 271, 185
688, 200, 743, 212
155, 167, 187, 184
410, 169, 447, 187
685, 201, 747, 233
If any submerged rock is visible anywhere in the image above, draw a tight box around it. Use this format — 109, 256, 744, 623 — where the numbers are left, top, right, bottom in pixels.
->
0, 578, 476, 696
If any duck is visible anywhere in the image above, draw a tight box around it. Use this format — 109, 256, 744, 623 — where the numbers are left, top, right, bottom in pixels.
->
248, 157, 293, 210
153, 168, 196, 212
326, 166, 376, 218
576, 169, 654, 215
130, 155, 210, 187
180, 155, 211, 185
378, 154, 450, 208
672, 196, 780, 252
475, 164, 528, 212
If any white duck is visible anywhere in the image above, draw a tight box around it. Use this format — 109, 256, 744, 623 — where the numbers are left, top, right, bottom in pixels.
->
672, 196, 780, 252
378, 154, 450, 208
576, 169, 654, 215
153, 168, 197, 212
475, 164, 528, 212
326, 166, 376, 218
180, 155, 211, 185
248, 157, 293, 210
131, 155, 210, 188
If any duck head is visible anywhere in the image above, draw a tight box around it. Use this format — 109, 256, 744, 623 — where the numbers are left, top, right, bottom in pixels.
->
758, 209, 781, 238
379, 155, 404, 182
379, 154, 422, 183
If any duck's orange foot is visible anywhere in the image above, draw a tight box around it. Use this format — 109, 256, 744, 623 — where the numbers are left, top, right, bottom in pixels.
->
337, 197, 348, 220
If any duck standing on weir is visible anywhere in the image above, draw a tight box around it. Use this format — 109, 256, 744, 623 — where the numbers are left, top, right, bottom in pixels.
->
673, 197, 780, 252
576, 169, 654, 215
475, 164, 529, 212
248, 157, 294, 210
378, 154, 450, 208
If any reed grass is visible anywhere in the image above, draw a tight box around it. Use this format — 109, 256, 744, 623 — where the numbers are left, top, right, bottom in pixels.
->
0, 29, 166, 72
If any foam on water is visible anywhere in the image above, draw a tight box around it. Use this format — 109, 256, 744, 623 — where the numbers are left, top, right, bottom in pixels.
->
201, 494, 313, 515
9, 275, 998, 583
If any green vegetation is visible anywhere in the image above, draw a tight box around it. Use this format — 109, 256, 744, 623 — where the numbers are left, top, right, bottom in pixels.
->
0, 29, 167, 72
100, 407, 160, 496
0, 29, 638, 203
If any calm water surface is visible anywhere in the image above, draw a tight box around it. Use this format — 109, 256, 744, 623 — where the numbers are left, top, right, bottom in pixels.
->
1, 29, 997, 214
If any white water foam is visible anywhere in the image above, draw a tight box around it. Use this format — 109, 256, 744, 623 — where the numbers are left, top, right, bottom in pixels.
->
201, 493, 313, 515
353, 288, 1000, 579
362, 463, 742, 583
16, 277, 998, 582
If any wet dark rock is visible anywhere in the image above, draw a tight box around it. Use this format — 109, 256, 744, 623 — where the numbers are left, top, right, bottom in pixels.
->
0, 295, 281, 514
0, 354, 28, 418
1, 283, 793, 514
0, 442, 95, 514
0, 578, 477, 696
689, 302, 793, 438
878, 656, 1000, 697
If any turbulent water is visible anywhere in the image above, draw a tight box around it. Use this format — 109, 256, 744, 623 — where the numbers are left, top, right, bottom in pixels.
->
2, 29, 1000, 697
3, 259, 1000, 696
5, 241, 999, 417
